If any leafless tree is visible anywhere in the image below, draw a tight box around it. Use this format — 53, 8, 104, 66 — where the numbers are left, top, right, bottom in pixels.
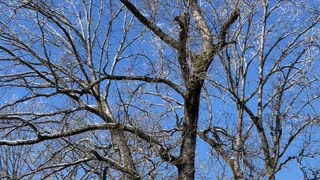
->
0, 0, 319, 179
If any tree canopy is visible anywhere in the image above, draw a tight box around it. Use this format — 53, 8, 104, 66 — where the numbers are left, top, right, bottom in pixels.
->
0, 0, 320, 179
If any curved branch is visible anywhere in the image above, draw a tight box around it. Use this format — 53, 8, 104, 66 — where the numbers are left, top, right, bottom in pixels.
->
119, 0, 180, 50
18, 157, 94, 179
218, 9, 240, 44
0, 122, 179, 165
90, 75, 185, 97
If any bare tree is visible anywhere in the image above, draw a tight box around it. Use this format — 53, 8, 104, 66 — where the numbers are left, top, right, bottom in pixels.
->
0, 0, 319, 179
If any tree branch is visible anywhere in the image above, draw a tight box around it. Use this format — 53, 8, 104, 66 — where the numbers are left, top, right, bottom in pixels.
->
218, 9, 240, 44
119, 0, 180, 50
0, 122, 179, 165
95, 75, 185, 97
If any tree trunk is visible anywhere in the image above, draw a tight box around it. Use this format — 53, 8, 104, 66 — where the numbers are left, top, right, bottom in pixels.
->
178, 81, 202, 179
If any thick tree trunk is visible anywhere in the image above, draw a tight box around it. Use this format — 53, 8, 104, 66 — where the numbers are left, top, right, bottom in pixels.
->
178, 82, 202, 179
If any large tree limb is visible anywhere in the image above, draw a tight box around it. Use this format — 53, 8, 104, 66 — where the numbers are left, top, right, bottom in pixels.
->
175, 12, 191, 84
119, 0, 180, 50
189, 0, 213, 51
218, 9, 240, 44
90, 74, 185, 97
